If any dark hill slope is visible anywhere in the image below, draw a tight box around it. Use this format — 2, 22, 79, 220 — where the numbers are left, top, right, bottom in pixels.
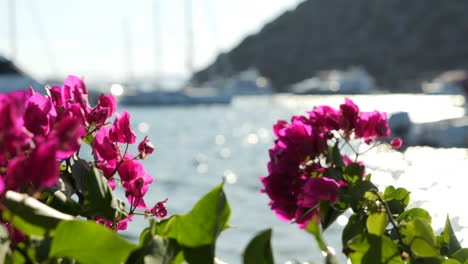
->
193, 0, 468, 92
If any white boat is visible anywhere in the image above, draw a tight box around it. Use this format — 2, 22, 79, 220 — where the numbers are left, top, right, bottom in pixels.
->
289, 66, 377, 95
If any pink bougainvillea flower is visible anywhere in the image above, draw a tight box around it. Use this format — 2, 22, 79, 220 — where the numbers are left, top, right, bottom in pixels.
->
109, 111, 136, 144
123, 177, 149, 209
390, 137, 403, 149
49, 116, 86, 159
95, 215, 133, 231
118, 153, 153, 209
87, 94, 117, 126
149, 198, 168, 218
63, 75, 90, 112
138, 136, 155, 159
339, 98, 359, 131
23, 93, 57, 136
95, 158, 118, 178
7, 140, 59, 189
297, 177, 340, 208
308, 105, 341, 132
355, 110, 391, 140
93, 127, 120, 162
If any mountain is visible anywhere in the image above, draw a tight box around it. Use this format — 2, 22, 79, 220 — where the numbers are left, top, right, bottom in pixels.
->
0, 56, 42, 93
193, 0, 468, 92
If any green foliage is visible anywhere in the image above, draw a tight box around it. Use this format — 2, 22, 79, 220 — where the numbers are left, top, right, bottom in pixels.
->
3, 191, 74, 236
401, 217, 439, 257
49, 220, 137, 264
243, 229, 274, 264
73, 160, 127, 221
129, 183, 231, 264
440, 216, 462, 257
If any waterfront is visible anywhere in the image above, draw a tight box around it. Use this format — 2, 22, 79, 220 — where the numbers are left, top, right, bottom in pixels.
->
118, 94, 467, 263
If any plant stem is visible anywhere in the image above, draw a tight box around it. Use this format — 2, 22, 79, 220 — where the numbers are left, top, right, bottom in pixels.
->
371, 190, 411, 255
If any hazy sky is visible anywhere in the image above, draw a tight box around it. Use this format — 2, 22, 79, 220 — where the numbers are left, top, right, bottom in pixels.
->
0, 0, 301, 82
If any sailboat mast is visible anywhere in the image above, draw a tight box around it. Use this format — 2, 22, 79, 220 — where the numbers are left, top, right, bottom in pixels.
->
184, 0, 194, 78
9, 0, 16, 60
152, 0, 163, 81
122, 19, 134, 83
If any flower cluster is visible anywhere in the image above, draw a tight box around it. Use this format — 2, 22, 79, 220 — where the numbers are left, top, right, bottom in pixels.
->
0, 76, 165, 232
261, 98, 400, 228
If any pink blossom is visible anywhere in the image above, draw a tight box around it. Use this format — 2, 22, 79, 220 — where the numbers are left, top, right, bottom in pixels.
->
95, 215, 133, 231
49, 116, 86, 159
390, 137, 403, 149
297, 177, 340, 208
93, 127, 120, 162
87, 94, 117, 126
118, 153, 153, 209
109, 111, 136, 144
138, 136, 155, 159
308, 105, 341, 132
7, 140, 59, 189
63, 75, 90, 113
340, 98, 360, 131
149, 198, 168, 218
355, 110, 391, 140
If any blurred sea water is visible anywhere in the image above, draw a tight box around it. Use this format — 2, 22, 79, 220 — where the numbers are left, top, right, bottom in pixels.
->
118, 94, 467, 264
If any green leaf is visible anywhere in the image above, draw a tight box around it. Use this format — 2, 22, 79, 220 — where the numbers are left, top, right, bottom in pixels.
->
384, 187, 410, 206
243, 229, 274, 264
342, 213, 366, 247
324, 167, 343, 182
153, 184, 230, 264
319, 200, 343, 231
332, 141, 345, 167
396, 208, 432, 223
125, 236, 180, 264
3, 191, 74, 235
401, 217, 439, 257
155, 183, 230, 247
442, 259, 462, 264
306, 217, 327, 252
343, 163, 365, 184
50, 220, 137, 264
452, 249, 468, 263
75, 161, 125, 221
348, 181, 378, 212
346, 234, 403, 264
366, 212, 387, 236
47, 191, 81, 216
440, 216, 461, 257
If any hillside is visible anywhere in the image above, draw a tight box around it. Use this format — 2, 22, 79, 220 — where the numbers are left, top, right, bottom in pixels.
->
193, 0, 468, 92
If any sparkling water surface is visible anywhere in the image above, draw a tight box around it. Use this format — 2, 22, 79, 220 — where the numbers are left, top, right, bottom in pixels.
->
118, 94, 467, 264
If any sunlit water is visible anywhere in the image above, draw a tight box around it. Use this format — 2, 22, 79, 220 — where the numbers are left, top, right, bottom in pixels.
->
117, 94, 467, 264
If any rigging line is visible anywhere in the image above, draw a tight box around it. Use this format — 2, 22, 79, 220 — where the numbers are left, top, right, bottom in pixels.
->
9, 0, 16, 60
27, 0, 59, 77
152, 0, 164, 80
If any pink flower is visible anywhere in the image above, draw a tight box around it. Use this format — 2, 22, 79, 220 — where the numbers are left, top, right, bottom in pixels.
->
355, 110, 391, 140
95, 215, 133, 231
109, 111, 136, 144
118, 153, 153, 209
7, 140, 59, 189
138, 136, 155, 159
390, 137, 403, 149
149, 198, 168, 218
93, 127, 120, 162
298, 177, 340, 208
87, 94, 117, 126
23, 93, 57, 136
63, 75, 90, 113
339, 98, 359, 131
49, 116, 86, 159
308, 105, 341, 132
